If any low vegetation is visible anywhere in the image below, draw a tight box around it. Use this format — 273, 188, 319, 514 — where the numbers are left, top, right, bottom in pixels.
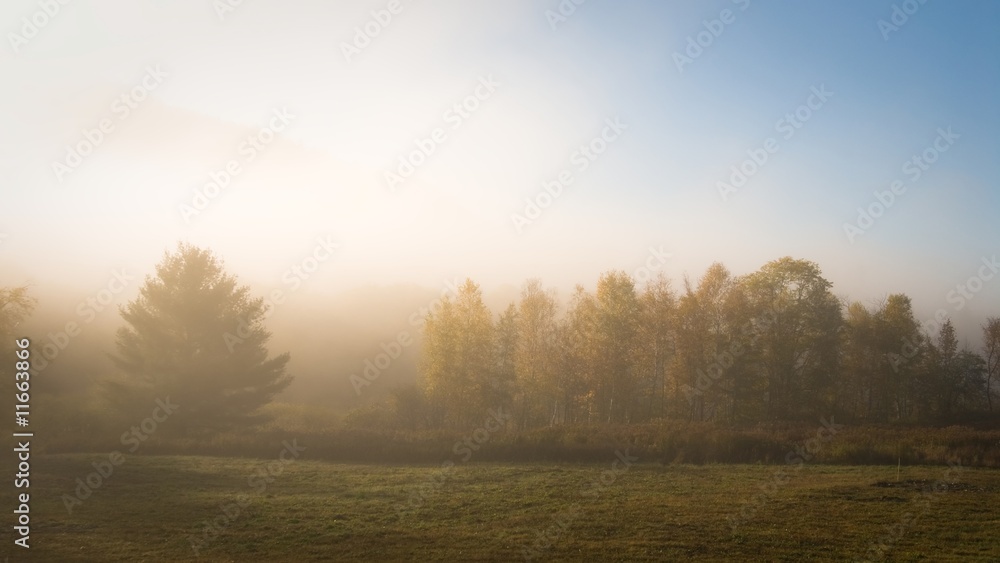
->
12, 455, 1000, 561
38, 406, 1000, 467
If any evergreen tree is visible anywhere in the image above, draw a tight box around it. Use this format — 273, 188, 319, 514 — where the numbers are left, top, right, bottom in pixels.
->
107, 243, 291, 435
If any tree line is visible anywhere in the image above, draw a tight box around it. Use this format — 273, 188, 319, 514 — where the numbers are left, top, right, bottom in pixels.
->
416, 257, 1000, 430
4, 247, 999, 438
2, 245, 291, 437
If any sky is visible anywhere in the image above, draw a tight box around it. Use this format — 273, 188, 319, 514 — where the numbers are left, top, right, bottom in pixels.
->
1, 0, 998, 343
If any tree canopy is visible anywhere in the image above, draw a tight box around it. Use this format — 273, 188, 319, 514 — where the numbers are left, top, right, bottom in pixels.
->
405, 257, 1000, 430
107, 243, 290, 435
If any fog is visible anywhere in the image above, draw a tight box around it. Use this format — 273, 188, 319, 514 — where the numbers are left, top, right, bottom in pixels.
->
11, 276, 528, 411
0, 0, 998, 465
9, 260, 997, 414
3, 1, 1000, 560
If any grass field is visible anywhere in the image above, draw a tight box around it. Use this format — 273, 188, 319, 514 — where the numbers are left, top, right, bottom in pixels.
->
6, 454, 1000, 562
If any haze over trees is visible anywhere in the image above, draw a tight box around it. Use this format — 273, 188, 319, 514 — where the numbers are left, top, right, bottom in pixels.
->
0, 286, 35, 396
409, 256, 1000, 431
983, 317, 1000, 412
104, 244, 291, 436
3, 250, 999, 438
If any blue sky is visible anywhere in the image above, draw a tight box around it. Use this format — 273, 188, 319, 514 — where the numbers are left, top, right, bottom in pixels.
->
1, 0, 997, 340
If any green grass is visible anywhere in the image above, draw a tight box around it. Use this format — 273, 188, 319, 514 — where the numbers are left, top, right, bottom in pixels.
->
6, 454, 1000, 561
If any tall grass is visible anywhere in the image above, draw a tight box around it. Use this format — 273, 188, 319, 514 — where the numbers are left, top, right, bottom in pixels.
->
36, 401, 1000, 467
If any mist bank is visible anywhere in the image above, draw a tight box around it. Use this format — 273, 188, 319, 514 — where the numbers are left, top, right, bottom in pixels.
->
13, 281, 520, 411
7, 258, 998, 415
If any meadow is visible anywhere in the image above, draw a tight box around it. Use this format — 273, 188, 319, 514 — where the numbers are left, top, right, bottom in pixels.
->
7, 453, 1000, 562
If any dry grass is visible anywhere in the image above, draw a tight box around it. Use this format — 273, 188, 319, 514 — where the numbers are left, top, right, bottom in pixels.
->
6, 454, 1000, 562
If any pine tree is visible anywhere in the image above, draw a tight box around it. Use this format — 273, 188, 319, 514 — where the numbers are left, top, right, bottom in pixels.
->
107, 243, 290, 435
